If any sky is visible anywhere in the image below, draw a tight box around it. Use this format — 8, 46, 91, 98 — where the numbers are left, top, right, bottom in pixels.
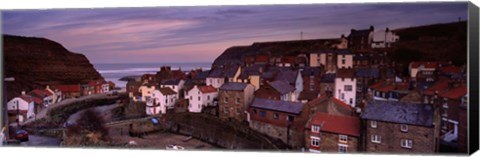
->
1, 2, 468, 64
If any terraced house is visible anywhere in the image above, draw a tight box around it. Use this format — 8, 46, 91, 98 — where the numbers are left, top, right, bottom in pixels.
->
218, 82, 255, 122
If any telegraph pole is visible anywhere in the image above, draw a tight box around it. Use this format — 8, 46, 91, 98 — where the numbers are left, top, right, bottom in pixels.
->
300, 31, 304, 40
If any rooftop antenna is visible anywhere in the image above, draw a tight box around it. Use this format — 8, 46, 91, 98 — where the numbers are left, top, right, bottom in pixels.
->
301, 31, 304, 40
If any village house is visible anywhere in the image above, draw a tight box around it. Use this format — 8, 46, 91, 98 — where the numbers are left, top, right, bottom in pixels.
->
319, 73, 336, 96
236, 64, 265, 90
53, 84, 82, 99
126, 78, 143, 101
408, 62, 440, 80
436, 85, 467, 147
301, 67, 322, 92
206, 64, 241, 88
296, 54, 308, 67
355, 68, 380, 104
160, 79, 185, 98
362, 100, 435, 153
309, 50, 337, 73
146, 87, 178, 115
185, 85, 218, 113
88, 80, 109, 94
371, 27, 400, 48
107, 81, 116, 91
255, 80, 295, 101
336, 49, 353, 69
45, 85, 62, 103
305, 112, 360, 153
368, 80, 410, 102
298, 91, 320, 103
348, 26, 374, 51
353, 54, 370, 68
248, 98, 308, 148
276, 56, 296, 67
218, 82, 255, 122
306, 95, 356, 118
28, 89, 54, 109
334, 68, 357, 107
274, 70, 303, 102
138, 83, 156, 102
457, 94, 467, 153
7, 92, 35, 124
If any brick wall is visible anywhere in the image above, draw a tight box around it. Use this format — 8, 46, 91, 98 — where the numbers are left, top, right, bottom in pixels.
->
365, 120, 435, 153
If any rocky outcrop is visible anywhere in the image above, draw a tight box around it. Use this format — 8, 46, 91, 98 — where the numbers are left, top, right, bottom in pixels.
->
3, 35, 104, 100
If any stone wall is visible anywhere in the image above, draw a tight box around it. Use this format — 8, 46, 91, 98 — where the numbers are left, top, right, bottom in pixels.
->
365, 120, 435, 153
305, 131, 359, 153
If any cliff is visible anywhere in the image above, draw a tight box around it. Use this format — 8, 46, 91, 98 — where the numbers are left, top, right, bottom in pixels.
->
3, 35, 104, 100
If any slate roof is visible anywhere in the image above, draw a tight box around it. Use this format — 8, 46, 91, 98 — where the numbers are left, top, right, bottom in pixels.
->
250, 98, 304, 114
355, 68, 379, 78
219, 82, 249, 91
193, 70, 210, 80
362, 100, 434, 127
208, 65, 239, 78
274, 70, 298, 84
320, 73, 336, 83
349, 29, 372, 37
268, 80, 295, 95
159, 87, 177, 95
301, 67, 322, 76
308, 112, 360, 137
161, 79, 181, 85
238, 64, 264, 79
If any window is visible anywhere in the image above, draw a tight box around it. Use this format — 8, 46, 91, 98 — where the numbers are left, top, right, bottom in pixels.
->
253, 109, 257, 114
349, 98, 353, 105
311, 136, 320, 147
224, 107, 229, 113
198, 96, 200, 101
342, 59, 346, 64
371, 121, 377, 128
236, 98, 240, 104
190, 96, 192, 100
338, 144, 348, 153
371, 135, 381, 143
341, 93, 345, 99
287, 115, 295, 122
400, 124, 408, 132
273, 113, 279, 120
259, 111, 266, 117
311, 125, 320, 133
400, 139, 413, 148
339, 135, 348, 143
224, 97, 228, 103
236, 108, 241, 114
207, 95, 210, 100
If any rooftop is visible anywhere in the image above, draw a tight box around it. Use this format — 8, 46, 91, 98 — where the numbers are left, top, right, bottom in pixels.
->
268, 80, 295, 95
362, 100, 433, 127
439, 85, 467, 100
308, 112, 360, 137
250, 98, 305, 114
159, 87, 177, 95
219, 82, 250, 91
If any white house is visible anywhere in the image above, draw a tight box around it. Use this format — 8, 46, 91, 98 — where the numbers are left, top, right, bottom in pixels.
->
146, 87, 178, 115
46, 85, 62, 103
102, 83, 110, 93
336, 50, 353, 69
28, 89, 54, 108
186, 85, 218, 113
408, 62, 438, 79
7, 92, 35, 123
334, 68, 357, 107
160, 79, 185, 98
371, 27, 400, 48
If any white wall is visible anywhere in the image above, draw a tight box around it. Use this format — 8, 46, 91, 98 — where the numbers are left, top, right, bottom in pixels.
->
334, 78, 357, 107
206, 77, 224, 88
337, 54, 353, 69
187, 86, 219, 113
7, 97, 35, 121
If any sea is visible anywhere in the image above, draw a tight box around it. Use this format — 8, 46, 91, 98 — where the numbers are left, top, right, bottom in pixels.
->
93, 63, 212, 87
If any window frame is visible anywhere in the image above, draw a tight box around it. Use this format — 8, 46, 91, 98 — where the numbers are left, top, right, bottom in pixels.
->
400, 124, 408, 132
311, 136, 320, 147
371, 135, 381, 143
338, 144, 348, 153
311, 125, 320, 133
400, 139, 413, 149
371, 121, 377, 128
339, 135, 348, 143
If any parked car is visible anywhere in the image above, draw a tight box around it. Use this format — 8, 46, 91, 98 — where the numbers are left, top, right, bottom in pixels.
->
15, 130, 29, 142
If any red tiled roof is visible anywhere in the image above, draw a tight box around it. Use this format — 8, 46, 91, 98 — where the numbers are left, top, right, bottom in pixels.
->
307, 95, 329, 107
19, 94, 33, 103
439, 86, 467, 100
410, 62, 438, 69
32, 96, 43, 105
256, 55, 269, 63
332, 97, 355, 111
369, 81, 384, 89
308, 112, 360, 137
377, 85, 395, 92
88, 80, 104, 86
107, 81, 115, 87
440, 66, 462, 74
424, 80, 450, 96
54, 84, 81, 93
198, 85, 217, 93
30, 89, 52, 97
172, 70, 187, 79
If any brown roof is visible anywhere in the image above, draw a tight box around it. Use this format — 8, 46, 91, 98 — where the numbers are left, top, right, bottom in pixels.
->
439, 86, 467, 100
336, 68, 355, 78
159, 87, 177, 95
19, 94, 33, 103
298, 91, 319, 101
308, 112, 360, 137
198, 85, 217, 93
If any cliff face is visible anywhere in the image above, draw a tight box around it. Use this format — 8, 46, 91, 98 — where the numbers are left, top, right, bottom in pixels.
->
3, 35, 104, 100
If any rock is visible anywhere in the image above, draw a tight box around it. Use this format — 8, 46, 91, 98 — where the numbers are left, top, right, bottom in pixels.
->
3, 35, 104, 100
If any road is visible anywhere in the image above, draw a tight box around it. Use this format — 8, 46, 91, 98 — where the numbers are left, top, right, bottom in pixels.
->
20, 135, 61, 146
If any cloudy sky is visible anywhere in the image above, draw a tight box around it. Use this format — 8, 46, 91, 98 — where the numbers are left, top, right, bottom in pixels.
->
2, 2, 468, 63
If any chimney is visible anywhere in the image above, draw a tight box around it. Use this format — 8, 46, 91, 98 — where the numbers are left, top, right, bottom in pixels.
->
370, 25, 374, 31
385, 27, 390, 32
341, 34, 345, 38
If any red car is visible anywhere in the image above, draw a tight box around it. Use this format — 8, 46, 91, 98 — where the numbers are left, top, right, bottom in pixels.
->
15, 130, 29, 142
